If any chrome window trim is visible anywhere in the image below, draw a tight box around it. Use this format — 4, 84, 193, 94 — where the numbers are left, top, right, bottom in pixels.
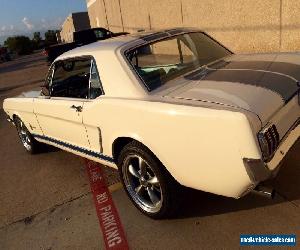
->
49, 55, 105, 100
88, 57, 105, 99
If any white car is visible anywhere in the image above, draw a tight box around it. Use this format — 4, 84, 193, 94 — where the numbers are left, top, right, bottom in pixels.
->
3, 28, 300, 218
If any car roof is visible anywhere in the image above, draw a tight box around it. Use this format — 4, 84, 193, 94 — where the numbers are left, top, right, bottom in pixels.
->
56, 27, 201, 61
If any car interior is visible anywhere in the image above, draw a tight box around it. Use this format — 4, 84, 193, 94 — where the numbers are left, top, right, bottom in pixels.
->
128, 36, 198, 90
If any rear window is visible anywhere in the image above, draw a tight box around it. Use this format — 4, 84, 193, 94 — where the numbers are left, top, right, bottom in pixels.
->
126, 32, 232, 91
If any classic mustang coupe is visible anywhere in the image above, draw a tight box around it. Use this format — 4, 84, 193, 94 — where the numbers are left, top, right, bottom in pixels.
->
3, 28, 300, 218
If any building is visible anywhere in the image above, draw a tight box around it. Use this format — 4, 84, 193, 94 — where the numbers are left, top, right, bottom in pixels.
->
86, 0, 300, 53
60, 12, 91, 43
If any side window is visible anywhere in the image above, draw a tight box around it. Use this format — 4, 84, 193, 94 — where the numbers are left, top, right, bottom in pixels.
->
89, 60, 103, 99
50, 58, 91, 99
135, 39, 181, 67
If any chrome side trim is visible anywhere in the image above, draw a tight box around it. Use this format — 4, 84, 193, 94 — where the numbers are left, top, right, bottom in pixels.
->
33, 134, 114, 163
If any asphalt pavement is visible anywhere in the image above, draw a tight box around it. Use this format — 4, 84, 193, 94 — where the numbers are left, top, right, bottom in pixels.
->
0, 52, 299, 250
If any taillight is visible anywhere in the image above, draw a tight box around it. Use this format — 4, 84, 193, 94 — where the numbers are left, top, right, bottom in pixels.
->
257, 124, 280, 162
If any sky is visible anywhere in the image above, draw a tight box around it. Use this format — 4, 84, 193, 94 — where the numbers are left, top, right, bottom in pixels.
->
0, 0, 87, 44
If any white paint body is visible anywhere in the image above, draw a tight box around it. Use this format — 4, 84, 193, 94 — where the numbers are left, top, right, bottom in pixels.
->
3, 31, 300, 199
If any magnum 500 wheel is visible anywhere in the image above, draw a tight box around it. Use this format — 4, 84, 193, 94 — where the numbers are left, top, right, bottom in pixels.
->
118, 141, 179, 219
14, 117, 41, 154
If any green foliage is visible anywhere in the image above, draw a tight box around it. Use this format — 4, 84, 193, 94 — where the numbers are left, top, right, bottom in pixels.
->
4, 36, 33, 55
31, 32, 42, 50
44, 30, 59, 45
33, 32, 41, 42
3, 30, 60, 55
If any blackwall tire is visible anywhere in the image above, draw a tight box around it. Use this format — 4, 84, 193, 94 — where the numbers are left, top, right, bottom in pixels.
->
14, 117, 41, 154
118, 141, 180, 219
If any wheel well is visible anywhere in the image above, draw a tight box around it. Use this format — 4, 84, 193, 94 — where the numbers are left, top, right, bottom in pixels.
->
112, 137, 162, 164
112, 137, 134, 163
112, 137, 178, 184
112, 137, 159, 164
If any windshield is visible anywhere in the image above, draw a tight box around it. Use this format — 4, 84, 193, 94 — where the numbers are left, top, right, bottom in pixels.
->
127, 32, 232, 91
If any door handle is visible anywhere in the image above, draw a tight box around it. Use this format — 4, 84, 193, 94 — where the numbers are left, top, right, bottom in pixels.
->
70, 105, 83, 112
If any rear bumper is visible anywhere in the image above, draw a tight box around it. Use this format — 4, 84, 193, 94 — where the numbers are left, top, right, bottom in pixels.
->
244, 121, 300, 184
243, 158, 272, 183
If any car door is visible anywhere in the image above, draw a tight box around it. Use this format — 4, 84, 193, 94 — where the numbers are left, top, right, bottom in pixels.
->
34, 57, 91, 149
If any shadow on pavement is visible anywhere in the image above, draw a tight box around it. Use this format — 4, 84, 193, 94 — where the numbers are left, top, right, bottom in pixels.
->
0, 109, 59, 154
1, 104, 299, 221
0, 53, 45, 74
175, 140, 300, 219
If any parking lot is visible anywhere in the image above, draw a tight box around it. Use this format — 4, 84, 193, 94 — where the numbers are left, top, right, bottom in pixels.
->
0, 52, 299, 249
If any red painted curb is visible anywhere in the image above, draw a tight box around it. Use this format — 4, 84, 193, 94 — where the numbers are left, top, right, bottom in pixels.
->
85, 159, 129, 250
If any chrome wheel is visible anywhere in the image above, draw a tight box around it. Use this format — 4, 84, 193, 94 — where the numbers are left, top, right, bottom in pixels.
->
122, 154, 163, 213
17, 120, 32, 151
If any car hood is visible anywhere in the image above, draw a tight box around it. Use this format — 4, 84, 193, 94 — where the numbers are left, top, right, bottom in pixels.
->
162, 53, 300, 125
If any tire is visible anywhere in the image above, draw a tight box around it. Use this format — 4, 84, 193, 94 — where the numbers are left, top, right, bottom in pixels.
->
118, 141, 180, 219
14, 117, 42, 154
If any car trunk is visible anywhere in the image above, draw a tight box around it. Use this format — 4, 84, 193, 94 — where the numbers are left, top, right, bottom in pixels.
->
163, 53, 300, 128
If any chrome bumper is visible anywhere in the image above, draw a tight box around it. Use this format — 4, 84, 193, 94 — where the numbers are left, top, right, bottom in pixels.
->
267, 120, 300, 171
243, 158, 272, 183
6, 115, 15, 125
7, 117, 13, 123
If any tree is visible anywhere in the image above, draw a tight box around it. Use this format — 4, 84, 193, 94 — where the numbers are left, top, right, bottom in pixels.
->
44, 30, 59, 45
33, 32, 41, 42
32, 31, 45, 50
4, 36, 33, 55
